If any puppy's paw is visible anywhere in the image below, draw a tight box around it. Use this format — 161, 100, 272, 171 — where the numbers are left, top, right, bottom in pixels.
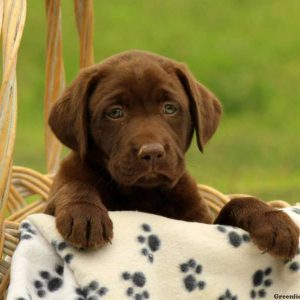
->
55, 202, 113, 249
249, 210, 299, 260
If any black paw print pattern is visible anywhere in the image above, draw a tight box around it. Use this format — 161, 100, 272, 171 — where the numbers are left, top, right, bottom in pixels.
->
217, 225, 250, 248
33, 264, 64, 298
250, 267, 272, 299
292, 207, 300, 215
122, 271, 150, 299
218, 289, 238, 300
75, 280, 108, 299
137, 223, 161, 263
180, 259, 206, 292
20, 222, 36, 240
284, 247, 300, 272
52, 240, 74, 264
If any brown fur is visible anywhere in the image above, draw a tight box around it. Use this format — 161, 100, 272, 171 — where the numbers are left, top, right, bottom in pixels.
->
45, 50, 299, 259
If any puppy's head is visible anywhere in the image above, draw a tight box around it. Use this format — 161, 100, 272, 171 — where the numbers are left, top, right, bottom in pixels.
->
49, 50, 222, 188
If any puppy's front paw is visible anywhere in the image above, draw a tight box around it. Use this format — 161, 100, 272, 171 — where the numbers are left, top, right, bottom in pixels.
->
249, 210, 299, 259
56, 203, 113, 249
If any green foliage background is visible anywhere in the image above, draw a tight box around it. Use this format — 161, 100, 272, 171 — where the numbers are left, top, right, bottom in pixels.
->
14, 1, 300, 203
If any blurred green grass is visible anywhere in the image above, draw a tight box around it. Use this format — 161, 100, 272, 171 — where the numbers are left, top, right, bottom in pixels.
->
14, 0, 300, 203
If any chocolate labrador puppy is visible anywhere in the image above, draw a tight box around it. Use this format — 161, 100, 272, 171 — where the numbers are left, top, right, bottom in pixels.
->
45, 50, 299, 259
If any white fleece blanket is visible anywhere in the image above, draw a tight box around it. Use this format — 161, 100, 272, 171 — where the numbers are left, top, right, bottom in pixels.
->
7, 207, 300, 300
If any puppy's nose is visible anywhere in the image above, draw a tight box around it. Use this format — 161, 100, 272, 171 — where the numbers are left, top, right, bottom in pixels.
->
138, 143, 165, 163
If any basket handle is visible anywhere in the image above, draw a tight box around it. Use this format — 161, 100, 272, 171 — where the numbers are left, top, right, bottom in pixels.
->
44, 0, 94, 174
0, 0, 27, 214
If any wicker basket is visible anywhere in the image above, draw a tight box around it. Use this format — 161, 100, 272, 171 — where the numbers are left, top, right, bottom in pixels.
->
0, 1, 291, 299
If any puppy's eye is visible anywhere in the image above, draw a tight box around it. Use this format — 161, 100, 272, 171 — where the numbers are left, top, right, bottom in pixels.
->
107, 107, 124, 119
163, 103, 178, 115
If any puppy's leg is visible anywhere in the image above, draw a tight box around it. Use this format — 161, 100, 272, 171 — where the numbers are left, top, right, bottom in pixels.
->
160, 173, 213, 224
45, 181, 113, 249
214, 197, 299, 259
44, 198, 56, 215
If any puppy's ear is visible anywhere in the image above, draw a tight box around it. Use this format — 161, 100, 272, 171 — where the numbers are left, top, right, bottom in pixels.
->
48, 65, 100, 159
175, 63, 222, 152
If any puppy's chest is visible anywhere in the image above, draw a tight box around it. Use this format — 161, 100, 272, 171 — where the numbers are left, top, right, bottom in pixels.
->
103, 188, 165, 214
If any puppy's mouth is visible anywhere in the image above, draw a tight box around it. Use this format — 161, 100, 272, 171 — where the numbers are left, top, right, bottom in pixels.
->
134, 172, 172, 188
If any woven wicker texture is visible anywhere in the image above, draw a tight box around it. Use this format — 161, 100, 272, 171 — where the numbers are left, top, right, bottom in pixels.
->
0, 1, 291, 299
